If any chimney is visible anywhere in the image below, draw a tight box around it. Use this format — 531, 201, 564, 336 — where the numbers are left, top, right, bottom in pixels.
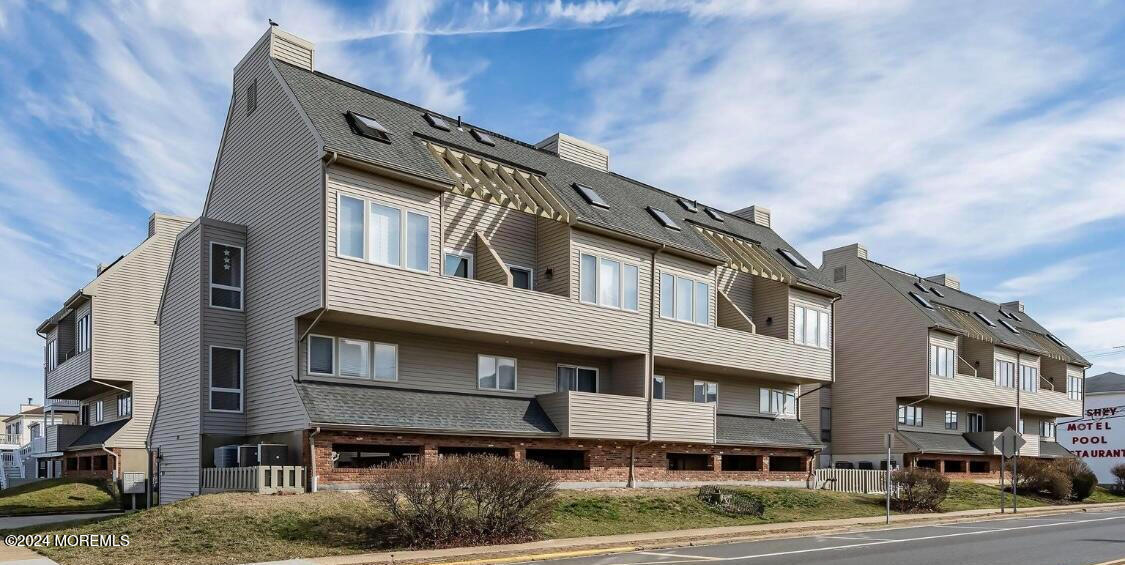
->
732, 205, 771, 228
1001, 300, 1025, 313
148, 212, 193, 238
535, 133, 609, 172
823, 243, 868, 262
925, 274, 960, 290
268, 27, 315, 71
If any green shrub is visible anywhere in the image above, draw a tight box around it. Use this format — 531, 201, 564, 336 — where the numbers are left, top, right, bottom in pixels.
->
891, 467, 949, 512
696, 486, 765, 517
363, 454, 557, 548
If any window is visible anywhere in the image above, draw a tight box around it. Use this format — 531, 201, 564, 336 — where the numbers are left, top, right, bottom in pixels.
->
347, 111, 391, 143
648, 207, 681, 230
777, 248, 807, 269
1018, 419, 1025, 434
694, 381, 718, 403
660, 272, 710, 325
29, 424, 40, 440
470, 129, 495, 146
995, 359, 1016, 388
794, 305, 830, 349
1068, 375, 1082, 400
677, 198, 698, 212
94, 400, 103, 423
210, 243, 244, 310
909, 291, 934, 309
210, 347, 243, 412
973, 311, 996, 327
76, 314, 90, 354
898, 404, 922, 427
336, 194, 430, 273
444, 250, 473, 278
968, 413, 984, 433
307, 335, 397, 381
423, 113, 450, 131
820, 407, 831, 442
509, 265, 533, 290
913, 281, 929, 293
652, 375, 665, 400
667, 453, 710, 470
573, 183, 609, 208
760, 388, 795, 416
998, 318, 1020, 334
246, 79, 257, 115
333, 444, 419, 468
944, 410, 958, 430
478, 355, 516, 391
46, 340, 57, 371
1040, 420, 1055, 439
580, 253, 639, 311
930, 344, 955, 377
117, 393, 132, 418
704, 208, 724, 221
79, 405, 89, 426
1019, 365, 1038, 392
557, 365, 597, 393
930, 287, 945, 298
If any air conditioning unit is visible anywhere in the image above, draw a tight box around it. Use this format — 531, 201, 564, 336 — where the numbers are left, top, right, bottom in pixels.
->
213, 445, 239, 468
236, 443, 289, 467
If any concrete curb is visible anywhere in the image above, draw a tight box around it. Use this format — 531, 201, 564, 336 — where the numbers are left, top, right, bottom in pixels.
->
266, 501, 1125, 565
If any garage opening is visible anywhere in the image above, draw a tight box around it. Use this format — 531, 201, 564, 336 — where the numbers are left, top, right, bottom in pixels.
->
721, 454, 761, 471
769, 456, 805, 472
667, 453, 710, 470
526, 449, 587, 470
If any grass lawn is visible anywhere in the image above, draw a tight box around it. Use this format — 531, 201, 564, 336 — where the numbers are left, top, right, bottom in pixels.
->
22, 483, 1125, 565
0, 479, 117, 516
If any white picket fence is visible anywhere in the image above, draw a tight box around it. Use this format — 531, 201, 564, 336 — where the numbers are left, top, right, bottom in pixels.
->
814, 468, 890, 494
201, 466, 305, 495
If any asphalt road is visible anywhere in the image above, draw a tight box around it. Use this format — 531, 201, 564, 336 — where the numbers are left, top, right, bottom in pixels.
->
529, 509, 1125, 565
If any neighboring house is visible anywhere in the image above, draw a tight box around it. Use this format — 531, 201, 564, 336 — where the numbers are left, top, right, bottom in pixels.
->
0, 400, 78, 484
821, 244, 1088, 475
150, 27, 839, 503
35, 213, 190, 488
1058, 372, 1124, 484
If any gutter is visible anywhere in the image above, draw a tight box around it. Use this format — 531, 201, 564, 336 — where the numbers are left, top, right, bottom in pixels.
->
101, 446, 120, 483
296, 308, 328, 383
308, 427, 320, 493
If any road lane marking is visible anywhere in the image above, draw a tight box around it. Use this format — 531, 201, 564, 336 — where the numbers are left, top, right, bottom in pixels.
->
932, 524, 1000, 530
635, 551, 722, 560
820, 536, 896, 541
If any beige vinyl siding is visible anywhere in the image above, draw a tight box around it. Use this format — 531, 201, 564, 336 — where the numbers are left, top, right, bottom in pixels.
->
151, 222, 204, 503
961, 339, 994, 379
651, 399, 716, 443
203, 37, 322, 435
605, 355, 647, 397
45, 351, 90, 399
325, 167, 649, 354
537, 391, 647, 440
535, 216, 570, 297
658, 369, 793, 418
571, 227, 653, 315
653, 318, 832, 382
473, 233, 512, 286
799, 384, 829, 447
752, 279, 789, 340
717, 266, 755, 319
81, 388, 130, 429
84, 215, 187, 449
201, 223, 248, 435
900, 401, 967, 435
442, 193, 537, 271
298, 322, 613, 398
821, 247, 930, 455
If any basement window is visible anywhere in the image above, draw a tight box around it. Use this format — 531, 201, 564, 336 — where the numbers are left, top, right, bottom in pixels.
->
470, 129, 495, 146
777, 248, 808, 269
677, 198, 698, 212
423, 113, 451, 131
973, 311, 997, 327
909, 291, 934, 309
648, 207, 681, 230
998, 319, 1020, 334
347, 111, 391, 143
573, 183, 610, 208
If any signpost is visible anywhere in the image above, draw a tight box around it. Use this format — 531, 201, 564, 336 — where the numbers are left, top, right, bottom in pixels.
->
995, 427, 1025, 514
885, 432, 894, 524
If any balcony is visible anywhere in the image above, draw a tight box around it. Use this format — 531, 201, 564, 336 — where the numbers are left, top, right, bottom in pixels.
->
964, 431, 1041, 457
537, 391, 648, 441
650, 399, 716, 444
0, 434, 20, 450
44, 350, 91, 399
928, 374, 1081, 417
45, 424, 87, 453
653, 318, 832, 383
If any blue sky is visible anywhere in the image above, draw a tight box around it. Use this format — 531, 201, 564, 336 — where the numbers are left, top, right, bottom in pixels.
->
1, 1, 1124, 406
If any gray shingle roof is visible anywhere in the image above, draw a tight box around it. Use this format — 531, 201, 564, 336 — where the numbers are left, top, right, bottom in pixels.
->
864, 260, 1088, 365
716, 415, 822, 449
65, 420, 128, 450
296, 381, 558, 436
898, 431, 986, 454
1086, 372, 1125, 394
1038, 440, 1075, 459
273, 62, 837, 295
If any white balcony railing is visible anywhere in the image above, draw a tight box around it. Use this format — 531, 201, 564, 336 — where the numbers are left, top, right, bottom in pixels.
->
0, 434, 20, 446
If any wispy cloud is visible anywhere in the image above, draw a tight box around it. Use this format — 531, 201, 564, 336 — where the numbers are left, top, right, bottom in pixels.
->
983, 255, 1096, 301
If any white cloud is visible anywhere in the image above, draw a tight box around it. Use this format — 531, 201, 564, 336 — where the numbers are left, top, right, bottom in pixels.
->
983, 256, 1096, 301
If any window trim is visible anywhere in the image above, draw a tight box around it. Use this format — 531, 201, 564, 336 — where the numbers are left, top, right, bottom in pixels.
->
1067, 375, 1082, 401
335, 192, 432, 275
944, 410, 958, 430
556, 364, 599, 393
208, 346, 244, 413
443, 249, 474, 278
659, 271, 711, 326
1019, 364, 1039, 393
929, 343, 956, 378
209, 242, 245, 312
372, 342, 399, 382
793, 304, 831, 349
76, 313, 91, 354
693, 380, 718, 404
579, 252, 640, 313
477, 354, 518, 391
1040, 420, 1055, 439
652, 375, 666, 400
508, 263, 534, 290
897, 404, 923, 427
305, 335, 399, 382
117, 393, 132, 418
46, 339, 58, 371
760, 387, 796, 417
994, 359, 1016, 389
337, 337, 372, 379
307, 334, 336, 377
94, 400, 103, 423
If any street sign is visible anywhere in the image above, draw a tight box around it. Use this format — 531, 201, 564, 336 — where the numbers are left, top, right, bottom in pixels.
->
994, 427, 1026, 457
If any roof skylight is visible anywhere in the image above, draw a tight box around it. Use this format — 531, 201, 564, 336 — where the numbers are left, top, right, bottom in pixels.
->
913, 282, 929, 293
930, 287, 946, 298
705, 208, 724, 222
347, 111, 391, 143
677, 198, 698, 213
1008, 311, 1022, 322
573, 183, 609, 208
424, 113, 451, 131
998, 319, 1020, 334
909, 291, 934, 309
471, 129, 495, 146
973, 311, 997, 327
648, 207, 681, 230
1047, 334, 1066, 347
777, 248, 808, 270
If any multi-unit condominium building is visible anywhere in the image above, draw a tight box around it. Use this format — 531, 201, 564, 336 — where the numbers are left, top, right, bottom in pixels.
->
34, 213, 190, 485
149, 27, 840, 503
821, 244, 1088, 474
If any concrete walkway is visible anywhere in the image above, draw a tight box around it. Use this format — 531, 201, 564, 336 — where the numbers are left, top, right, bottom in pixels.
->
244, 501, 1125, 565
0, 512, 120, 531
0, 544, 57, 565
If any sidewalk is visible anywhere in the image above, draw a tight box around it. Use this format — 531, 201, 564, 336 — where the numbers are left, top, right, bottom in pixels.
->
0, 544, 56, 565
0, 512, 121, 531
247, 501, 1125, 565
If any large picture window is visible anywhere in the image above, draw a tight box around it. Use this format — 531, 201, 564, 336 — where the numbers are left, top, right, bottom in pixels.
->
210, 243, 244, 310
210, 347, 243, 412
579, 253, 639, 311
660, 272, 709, 325
760, 388, 795, 416
337, 194, 430, 273
930, 344, 955, 377
898, 404, 923, 427
794, 305, 830, 349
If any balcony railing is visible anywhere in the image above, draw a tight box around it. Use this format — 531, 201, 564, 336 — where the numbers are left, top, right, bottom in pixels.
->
964, 431, 1040, 457
654, 318, 832, 382
929, 374, 1081, 417
0, 434, 20, 446
651, 399, 716, 443
537, 391, 648, 441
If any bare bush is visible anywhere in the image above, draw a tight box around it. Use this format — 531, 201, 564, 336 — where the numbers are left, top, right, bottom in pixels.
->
363, 454, 557, 548
1112, 463, 1125, 494
891, 467, 949, 512
1015, 458, 1099, 501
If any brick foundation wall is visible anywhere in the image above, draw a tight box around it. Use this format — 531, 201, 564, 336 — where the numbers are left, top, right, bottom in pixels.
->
907, 453, 1001, 478
61, 448, 118, 480
311, 430, 813, 486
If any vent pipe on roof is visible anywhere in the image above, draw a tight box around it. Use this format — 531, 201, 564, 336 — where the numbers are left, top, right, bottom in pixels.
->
535, 133, 609, 172
1001, 300, 1025, 313
267, 27, 315, 71
924, 274, 960, 290
732, 206, 771, 228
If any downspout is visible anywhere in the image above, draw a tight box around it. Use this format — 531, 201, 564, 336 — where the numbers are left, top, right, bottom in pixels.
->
628, 244, 664, 488
101, 446, 120, 484
308, 426, 320, 493
296, 309, 328, 383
